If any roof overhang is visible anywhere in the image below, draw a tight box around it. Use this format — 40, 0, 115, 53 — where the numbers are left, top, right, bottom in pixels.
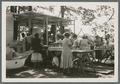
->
13, 11, 68, 25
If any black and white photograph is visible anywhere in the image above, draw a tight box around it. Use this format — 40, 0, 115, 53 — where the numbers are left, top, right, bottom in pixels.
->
2, 2, 118, 82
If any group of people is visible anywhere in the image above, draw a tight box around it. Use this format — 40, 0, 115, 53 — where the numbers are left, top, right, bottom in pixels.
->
6, 32, 45, 69
20, 32, 93, 73
51, 32, 91, 74
53, 32, 113, 74
23, 33, 46, 69
57, 32, 92, 74
6, 31, 113, 74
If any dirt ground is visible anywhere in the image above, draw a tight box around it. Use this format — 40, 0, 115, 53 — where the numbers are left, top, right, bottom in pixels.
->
6, 60, 114, 78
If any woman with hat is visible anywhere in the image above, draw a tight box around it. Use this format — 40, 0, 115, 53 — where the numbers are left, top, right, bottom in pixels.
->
60, 32, 73, 74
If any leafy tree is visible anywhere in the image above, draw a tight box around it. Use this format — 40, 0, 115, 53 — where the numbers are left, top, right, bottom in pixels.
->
7, 5, 115, 40
62, 5, 115, 39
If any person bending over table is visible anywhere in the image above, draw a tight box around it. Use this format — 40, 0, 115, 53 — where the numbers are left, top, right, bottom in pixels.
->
71, 34, 79, 48
78, 35, 91, 62
72, 35, 91, 60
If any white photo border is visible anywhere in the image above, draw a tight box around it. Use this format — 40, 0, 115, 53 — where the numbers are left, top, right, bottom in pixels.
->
1, 1, 119, 82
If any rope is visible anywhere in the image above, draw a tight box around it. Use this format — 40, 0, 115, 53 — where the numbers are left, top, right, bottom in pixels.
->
77, 28, 85, 37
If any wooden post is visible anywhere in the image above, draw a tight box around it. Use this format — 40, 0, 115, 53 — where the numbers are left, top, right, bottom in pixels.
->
13, 20, 18, 40
28, 18, 32, 34
18, 23, 20, 40
45, 17, 48, 45
45, 17, 49, 57
74, 20, 75, 34
60, 6, 65, 34
55, 23, 57, 42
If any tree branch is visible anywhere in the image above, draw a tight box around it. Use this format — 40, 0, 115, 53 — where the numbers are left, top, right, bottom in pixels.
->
107, 8, 114, 22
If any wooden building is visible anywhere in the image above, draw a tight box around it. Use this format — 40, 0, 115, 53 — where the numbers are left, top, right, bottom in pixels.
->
6, 11, 69, 45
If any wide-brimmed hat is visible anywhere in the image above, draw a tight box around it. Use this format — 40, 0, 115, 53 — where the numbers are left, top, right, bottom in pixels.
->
63, 32, 70, 37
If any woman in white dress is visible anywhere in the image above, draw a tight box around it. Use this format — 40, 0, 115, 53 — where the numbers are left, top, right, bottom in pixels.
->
60, 32, 73, 74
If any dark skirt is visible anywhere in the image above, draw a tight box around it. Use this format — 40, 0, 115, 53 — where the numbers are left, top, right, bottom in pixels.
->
95, 50, 102, 59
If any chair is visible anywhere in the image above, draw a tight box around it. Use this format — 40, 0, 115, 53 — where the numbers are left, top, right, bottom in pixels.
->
73, 52, 96, 74
101, 44, 114, 63
102, 49, 113, 63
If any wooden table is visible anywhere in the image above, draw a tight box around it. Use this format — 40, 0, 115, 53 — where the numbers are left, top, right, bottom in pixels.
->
48, 47, 95, 72
48, 47, 94, 53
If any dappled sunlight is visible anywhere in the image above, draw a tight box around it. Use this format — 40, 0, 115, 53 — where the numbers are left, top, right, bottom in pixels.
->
6, 62, 114, 78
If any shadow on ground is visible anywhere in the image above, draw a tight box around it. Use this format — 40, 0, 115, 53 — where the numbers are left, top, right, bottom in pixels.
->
6, 62, 114, 78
